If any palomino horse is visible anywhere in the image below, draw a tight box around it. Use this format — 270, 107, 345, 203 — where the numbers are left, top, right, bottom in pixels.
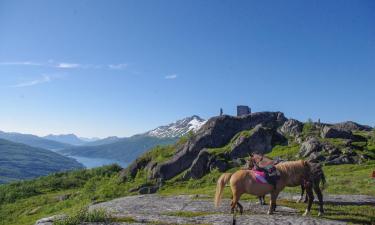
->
215, 159, 325, 216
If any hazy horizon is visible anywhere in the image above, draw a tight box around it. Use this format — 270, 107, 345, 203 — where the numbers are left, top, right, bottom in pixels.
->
1, 1, 374, 138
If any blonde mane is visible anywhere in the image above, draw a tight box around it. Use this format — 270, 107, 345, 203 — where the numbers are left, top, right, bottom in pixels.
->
275, 160, 307, 178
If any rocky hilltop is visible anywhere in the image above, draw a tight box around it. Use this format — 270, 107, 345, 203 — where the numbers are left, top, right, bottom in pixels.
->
123, 111, 374, 194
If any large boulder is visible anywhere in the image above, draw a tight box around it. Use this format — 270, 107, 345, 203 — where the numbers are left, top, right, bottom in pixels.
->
151, 112, 287, 180
119, 157, 151, 181
333, 121, 372, 132
280, 119, 303, 137
229, 125, 275, 159
321, 126, 354, 139
299, 137, 322, 157
183, 150, 211, 179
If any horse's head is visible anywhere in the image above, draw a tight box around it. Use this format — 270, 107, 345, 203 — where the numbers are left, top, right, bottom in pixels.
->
250, 152, 264, 164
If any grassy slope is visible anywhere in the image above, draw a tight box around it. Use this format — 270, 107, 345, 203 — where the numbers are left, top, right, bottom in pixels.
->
0, 139, 83, 184
1, 129, 375, 225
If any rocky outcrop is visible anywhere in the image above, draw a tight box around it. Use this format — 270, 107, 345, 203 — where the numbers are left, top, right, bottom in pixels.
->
151, 112, 286, 180
119, 157, 151, 181
325, 155, 355, 165
34, 214, 67, 225
280, 119, 303, 137
183, 149, 212, 179
333, 121, 372, 132
321, 126, 354, 139
229, 125, 275, 158
299, 137, 322, 157
308, 152, 326, 163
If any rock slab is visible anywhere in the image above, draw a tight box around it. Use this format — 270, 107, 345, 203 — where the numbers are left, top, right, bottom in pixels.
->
88, 194, 346, 225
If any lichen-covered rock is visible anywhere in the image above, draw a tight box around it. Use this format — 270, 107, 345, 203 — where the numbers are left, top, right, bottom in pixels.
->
280, 119, 303, 137
299, 137, 322, 157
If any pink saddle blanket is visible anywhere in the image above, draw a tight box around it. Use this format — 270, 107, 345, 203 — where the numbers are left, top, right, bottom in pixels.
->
253, 170, 268, 184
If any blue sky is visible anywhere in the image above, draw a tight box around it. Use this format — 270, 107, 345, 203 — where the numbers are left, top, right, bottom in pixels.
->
0, 0, 374, 138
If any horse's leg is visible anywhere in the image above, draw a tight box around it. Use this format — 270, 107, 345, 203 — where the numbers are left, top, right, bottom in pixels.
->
267, 191, 278, 215
231, 191, 241, 214
261, 195, 266, 205
257, 195, 266, 205
297, 184, 305, 203
304, 191, 308, 203
303, 184, 314, 216
237, 202, 243, 215
313, 182, 324, 216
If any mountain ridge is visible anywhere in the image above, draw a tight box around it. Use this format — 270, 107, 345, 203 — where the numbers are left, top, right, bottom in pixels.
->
58, 115, 206, 162
0, 131, 71, 151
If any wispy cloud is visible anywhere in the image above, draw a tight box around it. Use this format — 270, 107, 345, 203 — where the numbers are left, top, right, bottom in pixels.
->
0, 60, 129, 70
11, 75, 53, 88
0, 61, 43, 66
108, 63, 128, 70
165, 74, 178, 79
56, 63, 81, 69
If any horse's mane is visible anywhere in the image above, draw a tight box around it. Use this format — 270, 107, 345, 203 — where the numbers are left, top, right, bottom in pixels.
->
275, 160, 307, 177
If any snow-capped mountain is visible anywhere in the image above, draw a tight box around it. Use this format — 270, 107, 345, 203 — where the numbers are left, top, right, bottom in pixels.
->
145, 115, 206, 138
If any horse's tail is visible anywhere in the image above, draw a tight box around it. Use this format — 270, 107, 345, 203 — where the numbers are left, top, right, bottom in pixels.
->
320, 170, 327, 191
307, 161, 328, 191
214, 172, 232, 207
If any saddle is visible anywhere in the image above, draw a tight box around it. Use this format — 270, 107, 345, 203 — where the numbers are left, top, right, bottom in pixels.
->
254, 157, 280, 188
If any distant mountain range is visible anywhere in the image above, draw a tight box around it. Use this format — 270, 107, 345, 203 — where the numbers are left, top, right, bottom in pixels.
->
0, 131, 71, 151
43, 134, 100, 146
0, 115, 207, 183
0, 138, 83, 184
59, 115, 207, 162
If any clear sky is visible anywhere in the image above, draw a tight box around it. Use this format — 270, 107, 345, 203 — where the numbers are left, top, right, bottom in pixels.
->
0, 0, 374, 138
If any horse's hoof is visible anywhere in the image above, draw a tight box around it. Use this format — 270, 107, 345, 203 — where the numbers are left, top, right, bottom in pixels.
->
318, 212, 324, 217
267, 210, 273, 215
302, 210, 310, 216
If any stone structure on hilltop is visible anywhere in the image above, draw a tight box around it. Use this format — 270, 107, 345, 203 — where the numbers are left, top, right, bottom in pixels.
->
237, 105, 251, 116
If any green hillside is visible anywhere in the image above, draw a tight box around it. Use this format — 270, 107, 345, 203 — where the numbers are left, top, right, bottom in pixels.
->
0, 139, 84, 184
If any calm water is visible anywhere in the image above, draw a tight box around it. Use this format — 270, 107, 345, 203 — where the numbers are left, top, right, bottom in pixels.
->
68, 155, 128, 169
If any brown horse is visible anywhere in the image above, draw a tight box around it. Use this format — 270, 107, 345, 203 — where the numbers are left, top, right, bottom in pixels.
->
215, 159, 325, 216
245, 154, 326, 206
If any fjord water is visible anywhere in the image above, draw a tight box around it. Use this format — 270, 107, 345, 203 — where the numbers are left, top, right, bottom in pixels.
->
67, 155, 128, 169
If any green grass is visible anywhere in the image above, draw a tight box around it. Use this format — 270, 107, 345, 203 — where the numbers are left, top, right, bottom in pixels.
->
266, 144, 300, 160
277, 199, 375, 225
53, 208, 115, 225
323, 161, 375, 195
206, 129, 255, 156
